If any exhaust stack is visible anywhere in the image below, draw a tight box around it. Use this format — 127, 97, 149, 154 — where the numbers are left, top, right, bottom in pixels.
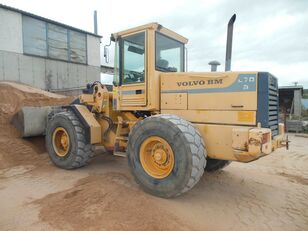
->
225, 14, 236, 71
94, 10, 98, 34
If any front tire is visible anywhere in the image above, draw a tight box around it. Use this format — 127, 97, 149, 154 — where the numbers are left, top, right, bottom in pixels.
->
45, 110, 94, 169
127, 114, 206, 198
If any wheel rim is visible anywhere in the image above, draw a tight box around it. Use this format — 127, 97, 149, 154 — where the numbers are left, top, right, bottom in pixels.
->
139, 136, 174, 179
52, 127, 70, 157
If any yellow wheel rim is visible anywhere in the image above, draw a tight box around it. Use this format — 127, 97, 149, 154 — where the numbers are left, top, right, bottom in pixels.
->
139, 136, 174, 179
52, 127, 70, 157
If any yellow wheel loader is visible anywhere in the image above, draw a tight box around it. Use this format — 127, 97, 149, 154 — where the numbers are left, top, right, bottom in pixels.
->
16, 15, 288, 198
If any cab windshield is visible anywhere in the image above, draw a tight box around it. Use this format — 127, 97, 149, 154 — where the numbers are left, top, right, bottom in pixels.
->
155, 32, 184, 72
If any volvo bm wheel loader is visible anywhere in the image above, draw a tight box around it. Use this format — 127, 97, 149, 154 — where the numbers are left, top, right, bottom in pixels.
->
17, 17, 288, 198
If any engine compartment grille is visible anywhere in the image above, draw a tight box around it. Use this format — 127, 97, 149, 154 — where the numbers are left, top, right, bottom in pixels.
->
257, 72, 279, 137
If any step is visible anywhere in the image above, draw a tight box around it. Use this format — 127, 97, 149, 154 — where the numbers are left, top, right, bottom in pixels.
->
113, 151, 127, 157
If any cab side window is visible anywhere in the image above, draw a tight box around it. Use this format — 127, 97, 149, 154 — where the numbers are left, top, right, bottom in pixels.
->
122, 32, 145, 84
155, 32, 184, 72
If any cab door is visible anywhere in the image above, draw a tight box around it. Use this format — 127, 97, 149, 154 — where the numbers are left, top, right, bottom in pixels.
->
118, 31, 147, 108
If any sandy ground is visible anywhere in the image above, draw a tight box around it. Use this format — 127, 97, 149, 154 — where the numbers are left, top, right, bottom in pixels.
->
0, 82, 308, 231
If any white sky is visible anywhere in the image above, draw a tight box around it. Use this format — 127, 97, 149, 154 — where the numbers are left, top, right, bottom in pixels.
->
1, 0, 307, 87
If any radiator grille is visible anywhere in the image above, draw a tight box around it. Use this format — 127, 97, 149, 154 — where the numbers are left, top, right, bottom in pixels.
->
268, 76, 279, 136
257, 72, 279, 137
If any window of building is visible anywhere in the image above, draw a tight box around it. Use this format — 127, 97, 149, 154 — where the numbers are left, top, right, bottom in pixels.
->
22, 16, 47, 57
22, 16, 87, 64
47, 23, 68, 61
69, 30, 87, 64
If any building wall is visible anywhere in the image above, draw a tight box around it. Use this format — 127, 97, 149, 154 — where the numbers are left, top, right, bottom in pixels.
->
0, 7, 101, 95
0, 8, 23, 53
87, 35, 101, 67
293, 89, 302, 117
0, 50, 100, 92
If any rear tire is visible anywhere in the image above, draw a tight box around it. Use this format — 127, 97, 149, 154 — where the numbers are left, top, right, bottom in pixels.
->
205, 158, 231, 172
127, 114, 206, 198
45, 110, 94, 169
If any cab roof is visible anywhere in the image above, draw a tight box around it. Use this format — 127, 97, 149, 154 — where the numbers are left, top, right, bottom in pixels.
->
111, 22, 188, 44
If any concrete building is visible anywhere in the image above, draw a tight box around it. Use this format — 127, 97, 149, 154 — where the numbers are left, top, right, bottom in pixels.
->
0, 4, 101, 95
279, 85, 303, 117
100, 64, 114, 86
101, 65, 114, 75
279, 85, 304, 132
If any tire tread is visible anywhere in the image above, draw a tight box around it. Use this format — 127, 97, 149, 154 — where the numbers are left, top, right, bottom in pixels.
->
46, 110, 94, 169
156, 114, 207, 195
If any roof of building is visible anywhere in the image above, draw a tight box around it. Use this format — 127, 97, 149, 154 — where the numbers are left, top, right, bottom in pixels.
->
279, 85, 304, 90
279, 85, 304, 95
0, 3, 102, 38
101, 65, 114, 71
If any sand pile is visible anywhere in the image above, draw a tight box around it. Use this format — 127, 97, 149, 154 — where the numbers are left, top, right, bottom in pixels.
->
0, 82, 72, 128
35, 173, 189, 231
0, 82, 73, 168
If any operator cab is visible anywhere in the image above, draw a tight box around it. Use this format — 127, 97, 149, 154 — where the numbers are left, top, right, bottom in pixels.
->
109, 23, 188, 111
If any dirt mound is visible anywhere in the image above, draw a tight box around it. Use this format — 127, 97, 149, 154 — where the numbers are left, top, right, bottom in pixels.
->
0, 82, 72, 134
0, 82, 73, 168
0, 136, 48, 169
35, 173, 190, 231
